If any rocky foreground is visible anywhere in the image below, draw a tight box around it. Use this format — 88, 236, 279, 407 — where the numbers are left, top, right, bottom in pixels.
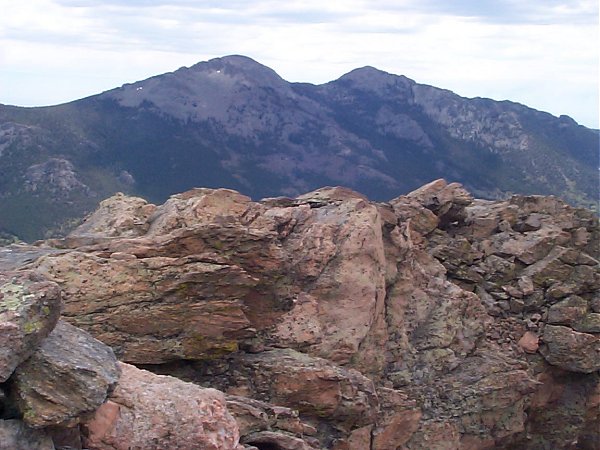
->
0, 179, 598, 449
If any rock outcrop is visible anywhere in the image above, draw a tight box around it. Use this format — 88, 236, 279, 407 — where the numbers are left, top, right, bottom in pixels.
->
1, 179, 598, 449
0, 250, 246, 449
24, 158, 91, 197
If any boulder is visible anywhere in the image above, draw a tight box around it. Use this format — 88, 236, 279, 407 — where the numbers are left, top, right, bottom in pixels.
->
12, 320, 120, 427
405, 178, 473, 225
540, 325, 600, 373
0, 271, 61, 382
65, 192, 156, 244
81, 362, 242, 450
34, 186, 391, 376
547, 295, 588, 326
145, 188, 253, 236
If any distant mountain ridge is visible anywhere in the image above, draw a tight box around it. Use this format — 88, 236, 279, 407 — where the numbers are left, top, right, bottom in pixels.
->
0, 55, 598, 240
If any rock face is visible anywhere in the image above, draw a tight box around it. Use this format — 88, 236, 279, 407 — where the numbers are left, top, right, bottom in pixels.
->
1, 179, 598, 449
24, 158, 91, 196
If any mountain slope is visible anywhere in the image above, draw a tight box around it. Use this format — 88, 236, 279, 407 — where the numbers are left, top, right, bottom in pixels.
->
0, 55, 597, 240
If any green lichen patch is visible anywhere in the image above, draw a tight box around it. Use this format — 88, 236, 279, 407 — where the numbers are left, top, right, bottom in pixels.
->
23, 320, 43, 334
0, 282, 34, 313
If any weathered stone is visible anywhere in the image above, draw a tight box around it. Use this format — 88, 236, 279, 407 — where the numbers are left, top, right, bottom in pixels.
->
332, 425, 373, 450
440, 362, 537, 440
13, 321, 120, 428
81, 362, 241, 450
0, 271, 61, 382
464, 199, 520, 239
214, 349, 379, 433
34, 252, 256, 364
541, 325, 600, 373
572, 226, 591, 247
522, 247, 573, 286
0, 419, 54, 450
65, 193, 156, 244
389, 197, 439, 237
494, 230, 559, 265
372, 388, 422, 450
2, 181, 597, 449
45, 425, 83, 450
545, 281, 578, 299
404, 420, 461, 450
520, 213, 543, 231
275, 190, 389, 372
510, 298, 525, 313
547, 295, 588, 326
575, 313, 600, 333
570, 264, 600, 293
481, 255, 516, 282
517, 276, 535, 295
225, 395, 310, 439
241, 431, 318, 450
522, 291, 545, 311
518, 331, 539, 354
511, 369, 600, 449
406, 178, 473, 226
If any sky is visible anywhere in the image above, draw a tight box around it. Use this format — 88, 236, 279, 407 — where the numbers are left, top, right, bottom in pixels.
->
0, 0, 598, 128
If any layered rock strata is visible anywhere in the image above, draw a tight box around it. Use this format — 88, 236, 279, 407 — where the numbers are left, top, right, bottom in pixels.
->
0, 179, 598, 449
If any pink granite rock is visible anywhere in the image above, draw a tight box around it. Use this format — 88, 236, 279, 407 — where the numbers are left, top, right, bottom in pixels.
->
81, 362, 242, 450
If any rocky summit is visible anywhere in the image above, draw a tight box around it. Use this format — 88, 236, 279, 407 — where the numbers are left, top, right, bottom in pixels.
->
0, 55, 598, 241
0, 179, 598, 449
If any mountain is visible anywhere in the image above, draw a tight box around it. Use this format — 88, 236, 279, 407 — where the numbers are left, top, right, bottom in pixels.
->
0, 55, 598, 241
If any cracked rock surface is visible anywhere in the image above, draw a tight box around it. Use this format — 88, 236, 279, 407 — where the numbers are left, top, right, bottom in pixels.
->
1, 179, 598, 449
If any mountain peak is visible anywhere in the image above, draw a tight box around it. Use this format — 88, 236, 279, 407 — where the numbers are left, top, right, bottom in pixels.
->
336, 65, 414, 95
344, 65, 387, 76
203, 54, 264, 68
101, 54, 289, 122
191, 55, 285, 87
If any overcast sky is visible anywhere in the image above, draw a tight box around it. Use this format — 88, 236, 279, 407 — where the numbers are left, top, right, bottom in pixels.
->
0, 0, 598, 128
